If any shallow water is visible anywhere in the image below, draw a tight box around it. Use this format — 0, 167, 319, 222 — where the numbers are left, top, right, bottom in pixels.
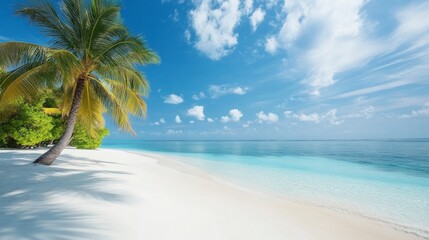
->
103, 140, 429, 237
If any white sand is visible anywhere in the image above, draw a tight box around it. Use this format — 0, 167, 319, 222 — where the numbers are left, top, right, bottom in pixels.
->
0, 148, 424, 240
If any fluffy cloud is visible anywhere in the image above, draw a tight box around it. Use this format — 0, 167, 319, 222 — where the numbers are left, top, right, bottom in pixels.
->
256, 111, 279, 123
221, 109, 243, 122
229, 109, 243, 121
207, 117, 214, 122
187, 105, 205, 120
244, 0, 253, 14
209, 84, 248, 98
266, 0, 378, 95
220, 116, 230, 123
266, 0, 278, 9
266, 1, 429, 96
192, 92, 206, 100
265, 36, 278, 54
322, 109, 343, 125
164, 94, 184, 104
297, 113, 319, 123
153, 117, 167, 126
250, 7, 265, 32
189, 0, 242, 60
175, 115, 182, 123
399, 102, 429, 119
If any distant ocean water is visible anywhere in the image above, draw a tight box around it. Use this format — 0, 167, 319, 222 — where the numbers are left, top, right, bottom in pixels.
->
103, 140, 429, 237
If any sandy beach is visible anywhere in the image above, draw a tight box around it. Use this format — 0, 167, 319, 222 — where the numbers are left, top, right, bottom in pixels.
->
0, 148, 424, 240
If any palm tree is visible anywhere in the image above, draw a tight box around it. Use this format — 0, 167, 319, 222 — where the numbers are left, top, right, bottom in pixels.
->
0, 0, 159, 165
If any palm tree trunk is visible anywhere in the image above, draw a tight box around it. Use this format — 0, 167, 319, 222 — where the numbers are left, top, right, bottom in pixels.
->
34, 78, 86, 165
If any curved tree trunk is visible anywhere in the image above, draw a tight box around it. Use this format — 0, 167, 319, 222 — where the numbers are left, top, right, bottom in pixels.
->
34, 78, 86, 165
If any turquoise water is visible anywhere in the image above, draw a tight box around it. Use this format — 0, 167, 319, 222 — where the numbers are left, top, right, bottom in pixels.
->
103, 140, 429, 237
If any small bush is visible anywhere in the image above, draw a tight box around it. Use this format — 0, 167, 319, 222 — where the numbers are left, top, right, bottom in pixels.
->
0, 103, 53, 147
70, 124, 109, 149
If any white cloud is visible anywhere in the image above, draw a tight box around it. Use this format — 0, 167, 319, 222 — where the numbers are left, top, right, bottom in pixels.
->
361, 106, 375, 119
171, 9, 179, 22
256, 111, 279, 123
166, 129, 183, 135
244, 0, 253, 14
164, 94, 184, 104
335, 80, 413, 99
322, 109, 343, 125
265, 36, 278, 54
243, 121, 252, 128
207, 117, 214, 122
189, 120, 195, 124
284, 110, 293, 118
221, 109, 243, 123
209, 85, 248, 98
268, 1, 429, 96
268, 0, 380, 95
175, 115, 182, 123
189, 0, 242, 60
392, 2, 429, 48
184, 29, 191, 44
192, 92, 206, 100
344, 106, 375, 119
187, 105, 205, 121
399, 102, 429, 119
229, 109, 243, 121
220, 116, 230, 123
250, 7, 265, 32
153, 117, 167, 126
284, 109, 344, 125
295, 113, 320, 123
266, 0, 278, 9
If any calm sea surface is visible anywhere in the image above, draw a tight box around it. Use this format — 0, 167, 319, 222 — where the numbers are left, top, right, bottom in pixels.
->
103, 140, 429, 237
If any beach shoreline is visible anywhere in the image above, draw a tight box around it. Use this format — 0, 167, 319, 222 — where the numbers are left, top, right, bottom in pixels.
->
0, 148, 425, 240
125, 148, 429, 239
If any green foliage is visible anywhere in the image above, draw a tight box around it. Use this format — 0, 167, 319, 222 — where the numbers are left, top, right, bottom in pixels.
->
0, 93, 110, 149
51, 116, 65, 141
0, 103, 53, 147
70, 124, 109, 149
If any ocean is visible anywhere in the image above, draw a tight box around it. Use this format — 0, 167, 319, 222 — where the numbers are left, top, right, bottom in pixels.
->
103, 140, 429, 237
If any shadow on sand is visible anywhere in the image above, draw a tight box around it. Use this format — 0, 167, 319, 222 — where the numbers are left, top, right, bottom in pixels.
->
0, 150, 130, 240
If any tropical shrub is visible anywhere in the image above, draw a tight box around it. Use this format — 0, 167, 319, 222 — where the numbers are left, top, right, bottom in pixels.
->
70, 124, 109, 149
0, 103, 53, 147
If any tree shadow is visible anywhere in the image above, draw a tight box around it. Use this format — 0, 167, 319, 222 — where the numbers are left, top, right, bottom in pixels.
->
0, 150, 130, 240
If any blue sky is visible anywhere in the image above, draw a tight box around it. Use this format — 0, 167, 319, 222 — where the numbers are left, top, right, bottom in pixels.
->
1, 0, 429, 140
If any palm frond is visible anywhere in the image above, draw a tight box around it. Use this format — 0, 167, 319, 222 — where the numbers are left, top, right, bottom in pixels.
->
87, 0, 121, 54
0, 42, 48, 68
77, 80, 106, 136
89, 76, 148, 134
93, 35, 159, 66
0, 62, 56, 105
96, 65, 149, 94
17, 1, 76, 51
